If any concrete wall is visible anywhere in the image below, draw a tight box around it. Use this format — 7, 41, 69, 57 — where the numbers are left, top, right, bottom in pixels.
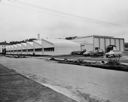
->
27, 39, 80, 56
72, 36, 93, 51
72, 36, 124, 52
53, 44, 80, 55
93, 36, 124, 52
120, 39, 124, 51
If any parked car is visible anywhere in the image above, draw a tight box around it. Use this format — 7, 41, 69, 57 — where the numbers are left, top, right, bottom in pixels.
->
95, 49, 105, 56
83, 49, 105, 57
71, 50, 86, 55
83, 51, 93, 56
105, 45, 122, 58
105, 50, 122, 58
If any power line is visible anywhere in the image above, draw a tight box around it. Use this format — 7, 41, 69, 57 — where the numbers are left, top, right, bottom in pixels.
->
5, 0, 121, 26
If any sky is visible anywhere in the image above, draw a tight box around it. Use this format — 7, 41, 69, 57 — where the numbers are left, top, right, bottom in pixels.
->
0, 0, 128, 42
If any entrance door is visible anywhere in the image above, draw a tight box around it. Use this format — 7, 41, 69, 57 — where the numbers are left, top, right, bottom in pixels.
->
80, 44, 85, 51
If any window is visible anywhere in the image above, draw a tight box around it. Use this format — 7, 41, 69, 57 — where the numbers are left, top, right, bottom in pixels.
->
35, 48, 42, 52
23, 49, 27, 52
28, 49, 33, 52
44, 47, 54, 52
14, 50, 17, 52
17, 50, 21, 52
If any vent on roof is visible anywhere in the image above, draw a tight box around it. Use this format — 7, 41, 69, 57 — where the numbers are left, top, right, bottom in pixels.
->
65, 36, 77, 40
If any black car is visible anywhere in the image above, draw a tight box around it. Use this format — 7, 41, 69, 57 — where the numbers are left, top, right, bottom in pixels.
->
71, 50, 86, 55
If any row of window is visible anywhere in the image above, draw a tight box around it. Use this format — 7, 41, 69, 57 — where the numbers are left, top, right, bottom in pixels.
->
28, 49, 33, 52
6, 47, 55, 52
44, 48, 54, 51
7, 50, 21, 52
35, 48, 42, 52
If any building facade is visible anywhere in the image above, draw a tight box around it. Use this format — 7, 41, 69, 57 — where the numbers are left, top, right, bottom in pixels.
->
71, 35, 124, 52
6, 38, 80, 55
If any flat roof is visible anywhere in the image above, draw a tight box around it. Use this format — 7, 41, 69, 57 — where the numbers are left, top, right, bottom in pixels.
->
41, 38, 80, 46
74, 35, 124, 40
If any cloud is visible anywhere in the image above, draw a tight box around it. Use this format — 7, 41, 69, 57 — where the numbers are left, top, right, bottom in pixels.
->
0, 0, 128, 42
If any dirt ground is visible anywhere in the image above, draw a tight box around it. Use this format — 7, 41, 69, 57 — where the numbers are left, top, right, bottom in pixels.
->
0, 64, 76, 102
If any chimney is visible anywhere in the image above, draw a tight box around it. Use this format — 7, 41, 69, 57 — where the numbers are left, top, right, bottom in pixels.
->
37, 34, 40, 39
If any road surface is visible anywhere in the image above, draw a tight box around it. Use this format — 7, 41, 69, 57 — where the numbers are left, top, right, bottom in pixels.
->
0, 63, 77, 102
0, 56, 128, 102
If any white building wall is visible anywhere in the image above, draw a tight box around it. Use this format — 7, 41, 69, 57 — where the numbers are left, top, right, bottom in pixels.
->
72, 36, 93, 51
33, 41, 42, 49
100, 38, 105, 51
6, 45, 12, 55
84, 44, 93, 51
41, 39, 53, 48
6, 46, 9, 54
73, 36, 125, 52
17, 44, 22, 54
43, 51, 54, 55
9, 46, 13, 54
53, 44, 80, 55
120, 39, 124, 51
21, 43, 28, 55
94, 37, 105, 51
94, 38, 99, 48
34, 51, 42, 55
13, 45, 17, 54
38, 39, 80, 55
15, 45, 18, 54
72, 37, 93, 44
111, 39, 115, 45
93, 36, 124, 52
27, 51, 34, 55
6, 36, 124, 55
25, 42, 34, 55
115, 39, 120, 50
105, 38, 110, 48
33, 40, 44, 55
10, 46, 14, 54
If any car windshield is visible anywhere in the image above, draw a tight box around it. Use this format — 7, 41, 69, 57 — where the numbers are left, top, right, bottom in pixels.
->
113, 47, 117, 51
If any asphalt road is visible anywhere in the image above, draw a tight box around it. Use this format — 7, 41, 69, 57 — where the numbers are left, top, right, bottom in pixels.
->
0, 56, 128, 102
0, 63, 77, 102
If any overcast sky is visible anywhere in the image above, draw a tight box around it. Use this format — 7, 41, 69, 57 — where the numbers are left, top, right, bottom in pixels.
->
0, 0, 128, 42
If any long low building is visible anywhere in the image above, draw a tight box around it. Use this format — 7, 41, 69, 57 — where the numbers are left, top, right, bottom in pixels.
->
6, 38, 80, 55
5, 35, 125, 55
70, 35, 124, 52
